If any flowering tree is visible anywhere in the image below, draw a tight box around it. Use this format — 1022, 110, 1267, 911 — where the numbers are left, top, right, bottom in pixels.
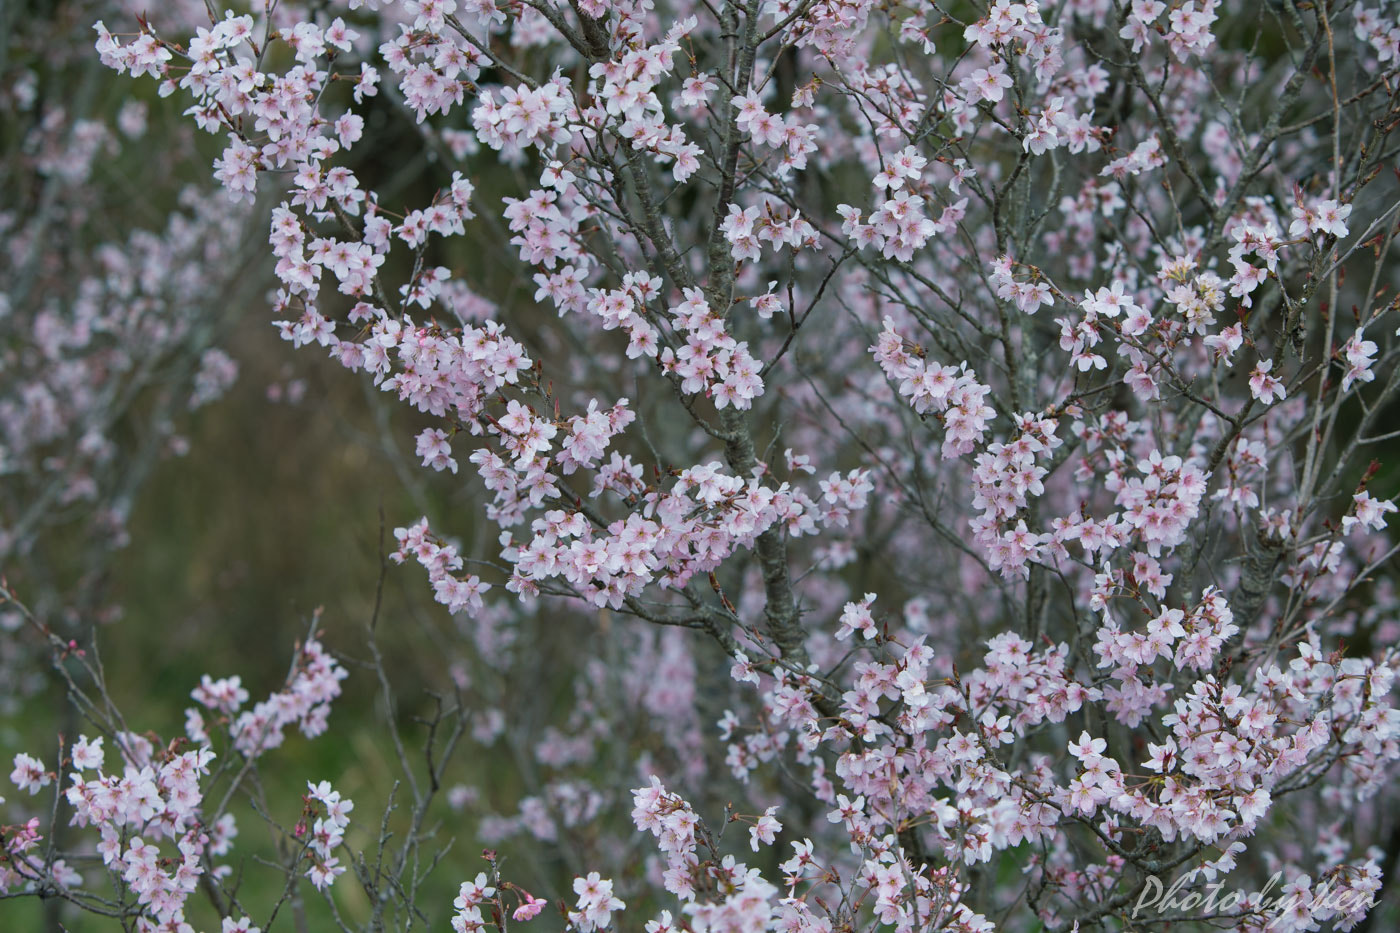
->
1, 0, 259, 718
5, 0, 1400, 930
